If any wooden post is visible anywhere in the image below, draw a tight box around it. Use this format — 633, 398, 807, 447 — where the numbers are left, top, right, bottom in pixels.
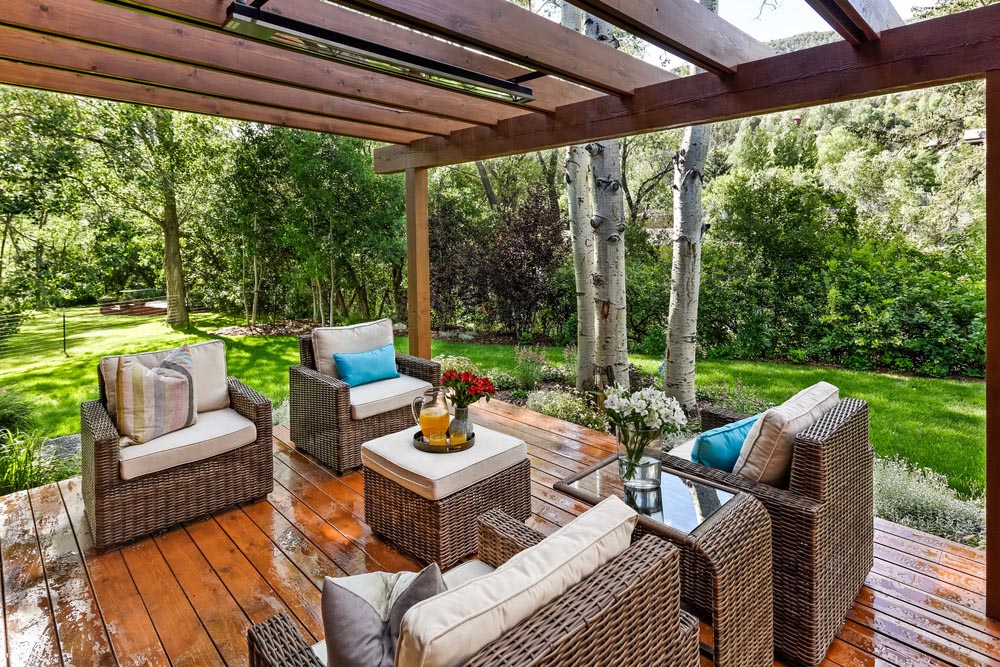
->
406, 167, 431, 359
987, 70, 1000, 620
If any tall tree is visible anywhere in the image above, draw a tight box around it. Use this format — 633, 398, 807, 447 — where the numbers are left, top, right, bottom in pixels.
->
586, 16, 630, 390
561, 1, 598, 390
664, 0, 717, 411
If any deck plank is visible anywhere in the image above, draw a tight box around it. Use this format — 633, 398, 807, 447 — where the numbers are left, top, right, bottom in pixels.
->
0, 491, 62, 667
27, 484, 113, 667
0, 402, 991, 667
58, 479, 169, 667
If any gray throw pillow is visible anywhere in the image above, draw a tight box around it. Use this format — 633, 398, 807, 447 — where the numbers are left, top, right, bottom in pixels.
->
323, 563, 445, 667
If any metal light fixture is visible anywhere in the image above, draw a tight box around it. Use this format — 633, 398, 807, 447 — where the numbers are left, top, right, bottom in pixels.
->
225, 0, 537, 104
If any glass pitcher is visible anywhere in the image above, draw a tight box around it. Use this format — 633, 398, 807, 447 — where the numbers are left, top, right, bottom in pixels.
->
412, 387, 450, 447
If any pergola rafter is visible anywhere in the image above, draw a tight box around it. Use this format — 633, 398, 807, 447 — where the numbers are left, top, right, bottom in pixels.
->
0, 0, 995, 622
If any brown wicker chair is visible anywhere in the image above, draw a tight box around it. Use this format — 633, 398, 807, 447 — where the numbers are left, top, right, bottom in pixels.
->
661, 398, 873, 667
289, 334, 440, 474
82, 373, 273, 551
248, 510, 700, 667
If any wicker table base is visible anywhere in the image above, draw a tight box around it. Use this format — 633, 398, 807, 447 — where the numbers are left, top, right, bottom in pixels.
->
364, 456, 531, 569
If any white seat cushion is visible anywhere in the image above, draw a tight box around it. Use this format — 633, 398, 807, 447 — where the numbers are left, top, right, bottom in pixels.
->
118, 408, 256, 480
361, 426, 526, 501
666, 437, 696, 462
442, 560, 495, 590
101, 339, 230, 419
350, 375, 432, 421
310, 640, 327, 665
396, 496, 638, 667
312, 319, 393, 379
732, 382, 839, 486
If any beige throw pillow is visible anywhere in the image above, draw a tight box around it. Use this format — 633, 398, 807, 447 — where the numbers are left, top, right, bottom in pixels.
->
732, 381, 839, 486
311, 318, 393, 379
116, 344, 198, 445
395, 496, 638, 667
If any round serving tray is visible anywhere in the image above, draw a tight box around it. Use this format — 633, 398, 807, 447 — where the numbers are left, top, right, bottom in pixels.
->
412, 429, 475, 453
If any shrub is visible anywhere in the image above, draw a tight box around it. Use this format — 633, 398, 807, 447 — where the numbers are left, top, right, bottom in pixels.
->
487, 368, 518, 391
695, 379, 774, 416
513, 345, 547, 390
272, 396, 290, 426
526, 390, 609, 431
0, 387, 35, 434
432, 355, 481, 375
540, 363, 571, 385
874, 457, 985, 548
0, 431, 62, 495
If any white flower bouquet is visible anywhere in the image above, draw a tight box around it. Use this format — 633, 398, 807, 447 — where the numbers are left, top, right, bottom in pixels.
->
604, 385, 687, 486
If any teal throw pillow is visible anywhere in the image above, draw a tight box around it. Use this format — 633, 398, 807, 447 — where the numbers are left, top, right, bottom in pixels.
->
333, 343, 399, 388
691, 414, 761, 473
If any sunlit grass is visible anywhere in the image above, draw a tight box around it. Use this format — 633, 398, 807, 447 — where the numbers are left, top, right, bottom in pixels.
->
1, 312, 985, 497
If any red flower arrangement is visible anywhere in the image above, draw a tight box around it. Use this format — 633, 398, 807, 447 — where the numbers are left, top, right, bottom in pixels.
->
441, 370, 497, 409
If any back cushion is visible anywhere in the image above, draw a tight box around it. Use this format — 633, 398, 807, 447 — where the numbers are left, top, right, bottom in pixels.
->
100, 339, 230, 421
395, 496, 638, 667
311, 318, 393, 379
732, 381, 839, 486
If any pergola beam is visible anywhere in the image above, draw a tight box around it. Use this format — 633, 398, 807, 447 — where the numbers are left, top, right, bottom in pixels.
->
374, 3, 1000, 172
565, 0, 774, 74
109, 0, 600, 113
1, 0, 513, 127
0, 26, 463, 137
804, 0, 904, 44
339, 0, 673, 95
0, 59, 425, 143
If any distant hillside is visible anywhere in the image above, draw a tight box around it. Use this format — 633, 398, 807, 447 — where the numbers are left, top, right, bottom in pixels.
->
768, 30, 839, 54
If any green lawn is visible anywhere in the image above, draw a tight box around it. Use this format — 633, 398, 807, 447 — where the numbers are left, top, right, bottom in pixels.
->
2, 309, 986, 497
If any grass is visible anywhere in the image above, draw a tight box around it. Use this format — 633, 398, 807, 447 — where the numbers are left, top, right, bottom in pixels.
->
2, 310, 986, 497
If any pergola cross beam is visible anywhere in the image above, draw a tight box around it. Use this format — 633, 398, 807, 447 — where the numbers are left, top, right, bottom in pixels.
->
804, 0, 904, 44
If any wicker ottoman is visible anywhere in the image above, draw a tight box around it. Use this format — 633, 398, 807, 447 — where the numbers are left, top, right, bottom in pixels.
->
361, 426, 531, 568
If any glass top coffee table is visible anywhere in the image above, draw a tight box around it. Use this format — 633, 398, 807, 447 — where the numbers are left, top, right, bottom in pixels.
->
555, 455, 774, 667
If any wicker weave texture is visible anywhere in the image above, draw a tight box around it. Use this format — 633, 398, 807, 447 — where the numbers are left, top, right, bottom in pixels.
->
248, 512, 699, 667
82, 376, 274, 551
289, 334, 440, 474
664, 398, 873, 667
365, 458, 531, 568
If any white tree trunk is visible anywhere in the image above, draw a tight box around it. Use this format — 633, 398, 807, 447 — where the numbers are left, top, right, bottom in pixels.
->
585, 15, 629, 390
561, 2, 598, 391
664, 0, 716, 411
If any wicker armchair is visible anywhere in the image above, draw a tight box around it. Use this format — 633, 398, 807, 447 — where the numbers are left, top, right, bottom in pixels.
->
289, 334, 440, 474
248, 510, 700, 667
82, 376, 273, 551
661, 398, 873, 667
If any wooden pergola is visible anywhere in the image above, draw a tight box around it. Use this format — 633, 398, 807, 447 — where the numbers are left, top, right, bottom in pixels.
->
0, 0, 997, 619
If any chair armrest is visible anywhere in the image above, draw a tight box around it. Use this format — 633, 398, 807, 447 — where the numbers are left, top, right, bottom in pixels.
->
465, 536, 683, 667
228, 377, 272, 430
289, 364, 351, 420
476, 510, 545, 568
700, 405, 750, 431
248, 614, 324, 667
395, 353, 441, 386
81, 400, 121, 492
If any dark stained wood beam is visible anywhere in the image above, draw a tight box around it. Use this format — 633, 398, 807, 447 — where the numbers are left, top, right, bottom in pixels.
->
374, 3, 1000, 172
338, 0, 673, 95
1, 0, 513, 126
804, 0, 904, 44
0, 26, 457, 137
987, 69, 1000, 621
0, 59, 424, 143
108, 0, 600, 112
405, 167, 431, 360
566, 0, 773, 74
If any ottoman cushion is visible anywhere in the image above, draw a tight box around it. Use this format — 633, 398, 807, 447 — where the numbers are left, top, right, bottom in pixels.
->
362, 428, 527, 501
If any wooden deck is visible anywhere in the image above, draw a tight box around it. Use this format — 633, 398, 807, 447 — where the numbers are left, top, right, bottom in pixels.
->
1, 400, 996, 667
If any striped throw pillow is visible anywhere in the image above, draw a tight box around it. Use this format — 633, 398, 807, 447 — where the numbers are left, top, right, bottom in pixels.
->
116, 344, 198, 445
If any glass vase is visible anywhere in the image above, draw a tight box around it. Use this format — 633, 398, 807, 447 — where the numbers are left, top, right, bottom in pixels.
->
449, 407, 474, 447
616, 426, 663, 490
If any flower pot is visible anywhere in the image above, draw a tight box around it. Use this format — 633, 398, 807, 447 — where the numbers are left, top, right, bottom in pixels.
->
616, 426, 663, 490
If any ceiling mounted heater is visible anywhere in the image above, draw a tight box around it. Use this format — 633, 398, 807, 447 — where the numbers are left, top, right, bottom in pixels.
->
224, 0, 538, 104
